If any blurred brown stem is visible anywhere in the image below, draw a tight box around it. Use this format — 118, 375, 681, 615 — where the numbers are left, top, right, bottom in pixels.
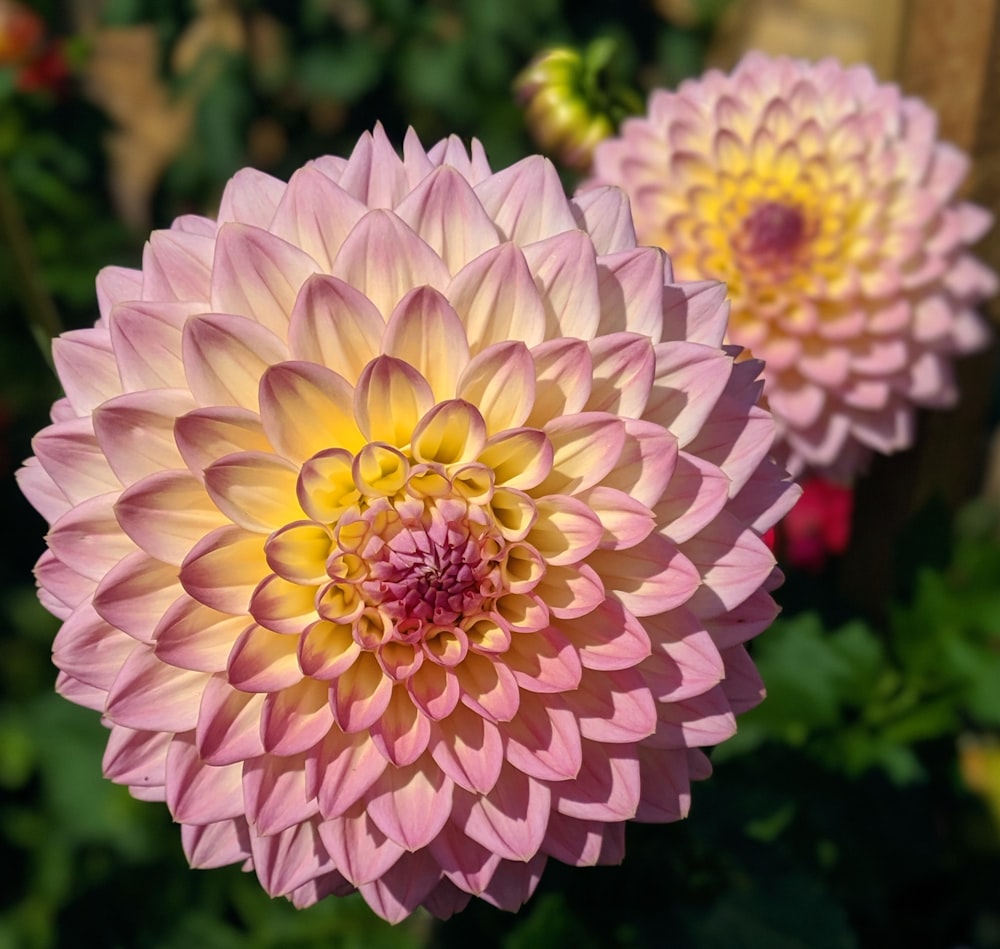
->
0, 163, 63, 369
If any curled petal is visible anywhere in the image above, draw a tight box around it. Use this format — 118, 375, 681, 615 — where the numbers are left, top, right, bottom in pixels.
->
382, 286, 471, 402
354, 355, 434, 447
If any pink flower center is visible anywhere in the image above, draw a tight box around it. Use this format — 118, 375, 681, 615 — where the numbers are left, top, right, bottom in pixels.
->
355, 499, 502, 629
742, 201, 806, 259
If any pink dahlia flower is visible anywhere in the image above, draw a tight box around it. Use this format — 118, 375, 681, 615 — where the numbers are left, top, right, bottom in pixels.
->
19, 125, 797, 921
589, 53, 997, 479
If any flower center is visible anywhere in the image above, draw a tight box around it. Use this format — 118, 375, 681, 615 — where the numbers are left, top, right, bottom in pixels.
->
742, 201, 806, 259
338, 494, 504, 635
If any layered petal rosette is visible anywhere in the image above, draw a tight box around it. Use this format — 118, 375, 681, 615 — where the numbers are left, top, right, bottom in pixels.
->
589, 53, 997, 478
18, 126, 797, 922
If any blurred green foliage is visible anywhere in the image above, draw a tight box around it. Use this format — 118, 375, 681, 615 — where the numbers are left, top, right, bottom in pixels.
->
3, 1, 1000, 947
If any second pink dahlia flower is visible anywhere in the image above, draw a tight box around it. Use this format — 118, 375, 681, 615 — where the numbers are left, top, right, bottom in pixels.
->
589, 53, 997, 479
19, 125, 797, 921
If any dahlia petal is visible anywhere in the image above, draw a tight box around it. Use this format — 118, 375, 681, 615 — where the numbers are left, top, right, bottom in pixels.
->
47, 492, 137, 582
538, 412, 626, 495
140, 229, 213, 302
477, 428, 553, 490
366, 754, 453, 850
521, 230, 601, 339
96, 265, 142, 322
369, 686, 432, 767
554, 741, 640, 821
93, 551, 182, 642
477, 853, 547, 911
34, 550, 93, 614
287, 274, 384, 385
92, 389, 197, 484
457, 652, 520, 723
590, 533, 700, 616
317, 801, 405, 886
685, 401, 773, 496
226, 623, 303, 693
330, 651, 393, 732
599, 418, 678, 509
297, 621, 361, 680
211, 224, 318, 336
259, 360, 366, 461
474, 155, 577, 244
656, 452, 731, 544
503, 693, 582, 781
250, 818, 331, 897
662, 280, 729, 348
634, 746, 692, 822
382, 287, 471, 403
269, 165, 366, 270
174, 405, 272, 478
102, 724, 170, 788
533, 564, 605, 620
543, 812, 626, 866
115, 470, 229, 565
336, 123, 410, 209
179, 525, 269, 615
217, 167, 285, 228
154, 598, 249, 673
504, 625, 582, 693
447, 242, 547, 353
407, 660, 461, 721
427, 132, 493, 184
596, 247, 667, 340
702, 587, 779, 648
576, 485, 656, 551
55, 671, 107, 711
203, 451, 304, 532
567, 666, 657, 743
16, 459, 70, 524
265, 522, 333, 585
51, 330, 122, 416
52, 604, 138, 690
32, 417, 120, 503
260, 678, 334, 755
526, 338, 593, 427
181, 818, 252, 869
720, 644, 766, 714
646, 342, 732, 446
311, 728, 388, 819
570, 186, 637, 255
528, 495, 603, 565
357, 849, 442, 924
166, 735, 245, 823
353, 355, 434, 447
641, 611, 725, 702
726, 457, 801, 533
243, 753, 318, 835
429, 704, 503, 794
411, 400, 488, 466
456, 341, 536, 435
651, 685, 737, 749
182, 313, 289, 410
109, 301, 203, 391
394, 164, 501, 273
429, 822, 502, 894
586, 333, 656, 418
454, 768, 550, 861
332, 209, 450, 318
105, 644, 208, 732
683, 511, 777, 612
562, 597, 652, 671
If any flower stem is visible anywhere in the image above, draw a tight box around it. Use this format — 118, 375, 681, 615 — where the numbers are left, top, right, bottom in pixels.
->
0, 163, 62, 370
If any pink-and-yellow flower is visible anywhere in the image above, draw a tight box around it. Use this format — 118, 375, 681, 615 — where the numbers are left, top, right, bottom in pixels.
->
18, 125, 797, 921
589, 53, 997, 479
